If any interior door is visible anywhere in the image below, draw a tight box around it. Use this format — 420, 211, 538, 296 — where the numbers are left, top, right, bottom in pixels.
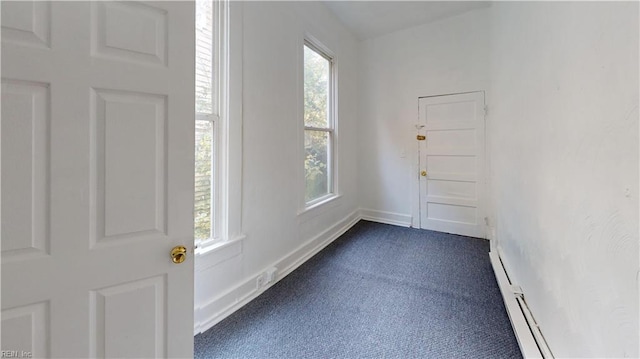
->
418, 92, 486, 238
1, 1, 195, 357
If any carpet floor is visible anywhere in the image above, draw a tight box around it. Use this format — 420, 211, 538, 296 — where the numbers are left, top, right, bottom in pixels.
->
194, 220, 522, 358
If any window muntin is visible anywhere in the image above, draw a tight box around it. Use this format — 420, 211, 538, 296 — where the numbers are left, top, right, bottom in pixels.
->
303, 43, 334, 204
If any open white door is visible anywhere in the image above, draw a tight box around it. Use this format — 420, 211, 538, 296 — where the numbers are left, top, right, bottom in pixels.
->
418, 92, 486, 238
1, 1, 195, 357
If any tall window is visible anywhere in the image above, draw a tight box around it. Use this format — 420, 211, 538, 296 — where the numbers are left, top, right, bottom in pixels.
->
303, 42, 334, 204
195, 0, 215, 241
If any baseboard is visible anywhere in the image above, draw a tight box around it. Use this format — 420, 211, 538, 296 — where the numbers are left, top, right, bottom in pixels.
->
359, 208, 412, 227
194, 210, 361, 335
490, 250, 546, 358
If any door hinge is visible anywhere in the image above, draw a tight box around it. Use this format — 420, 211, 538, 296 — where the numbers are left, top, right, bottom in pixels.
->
484, 105, 488, 116
416, 135, 426, 141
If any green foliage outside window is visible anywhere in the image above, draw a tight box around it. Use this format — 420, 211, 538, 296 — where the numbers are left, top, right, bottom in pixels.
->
304, 45, 331, 202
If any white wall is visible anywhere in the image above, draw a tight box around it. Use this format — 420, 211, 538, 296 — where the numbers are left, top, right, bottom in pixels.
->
194, 1, 360, 333
241, 0, 359, 270
489, 2, 639, 357
358, 8, 491, 226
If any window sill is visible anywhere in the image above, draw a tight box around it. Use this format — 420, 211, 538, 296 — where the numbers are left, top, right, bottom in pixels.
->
195, 235, 245, 271
298, 193, 342, 219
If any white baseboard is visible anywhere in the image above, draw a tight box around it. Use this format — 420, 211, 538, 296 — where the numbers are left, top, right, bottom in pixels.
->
194, 210, 361, 335
359, 208, 412, 227
490, 250, 546, 358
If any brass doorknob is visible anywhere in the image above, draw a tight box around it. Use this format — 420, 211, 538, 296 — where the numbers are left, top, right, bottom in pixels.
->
171, 246, 187, 264
421, 170, 427, 177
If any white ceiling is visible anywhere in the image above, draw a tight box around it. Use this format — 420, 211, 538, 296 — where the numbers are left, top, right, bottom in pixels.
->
323, 1, 491, 40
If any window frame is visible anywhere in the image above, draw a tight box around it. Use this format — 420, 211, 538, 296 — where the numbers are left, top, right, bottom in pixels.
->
194, 0, 226, 250
302, 37, 338, 210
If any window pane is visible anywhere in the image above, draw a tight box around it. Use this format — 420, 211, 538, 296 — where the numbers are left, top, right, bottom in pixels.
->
195, 120, 213, 240
304, 45, 329, 128
305, 130, 329, 202
196, 0, 213, 114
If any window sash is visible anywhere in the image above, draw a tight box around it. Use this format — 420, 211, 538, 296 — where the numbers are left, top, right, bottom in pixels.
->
304, 128, 333, 204
303, 43, 333, 130
197, 112, 218, 123
195, 0, 221, 245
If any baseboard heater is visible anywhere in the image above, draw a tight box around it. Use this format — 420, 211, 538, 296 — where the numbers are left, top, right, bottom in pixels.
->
489, 250, 554, 359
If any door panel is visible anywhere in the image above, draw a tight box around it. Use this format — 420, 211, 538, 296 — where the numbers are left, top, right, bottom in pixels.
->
1, 302, 49, 358
90, 275, 166, 358
419, 92, 485, 238
92, 1, 168, 66
427, 202, 477, 224
426, 129, 476, 150
1, 1, 195, 357
427, 179, 476, 200
426, 155, 476, 176
1, 1, 51, 49
93, 89, 168, 243
1, 80, 50, 260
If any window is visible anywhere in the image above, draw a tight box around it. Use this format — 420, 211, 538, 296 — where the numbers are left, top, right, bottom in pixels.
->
193, 0, 240, 252
303, 42, 335, 205
195, 0, 215, 242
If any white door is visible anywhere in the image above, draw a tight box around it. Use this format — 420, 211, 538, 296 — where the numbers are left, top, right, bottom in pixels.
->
1, 1, 195, 357
418, 92, 486, 238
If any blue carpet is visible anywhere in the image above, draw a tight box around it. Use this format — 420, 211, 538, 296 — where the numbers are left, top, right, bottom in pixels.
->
195, 220, 522, 358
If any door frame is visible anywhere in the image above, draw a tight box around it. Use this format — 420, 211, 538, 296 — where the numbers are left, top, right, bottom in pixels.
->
411, 91, 487, 237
